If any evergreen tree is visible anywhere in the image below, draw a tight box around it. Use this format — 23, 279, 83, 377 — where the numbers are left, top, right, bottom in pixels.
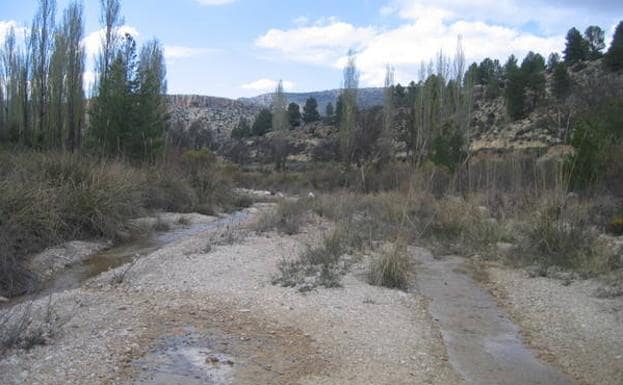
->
521, 52, 546, 110
604, 21, 623, 71
231, 117, 251, 139
547, 52, 560, 72
302, 97, 320, 123
252, 108, 272, 136
325, 102, 334, 117
287, 102, 301, 127
563, 27, 589, 65
551, 62, 571, 101
504, 55, 526, 120
133, 39, 167, 160
584, 26, 606, 60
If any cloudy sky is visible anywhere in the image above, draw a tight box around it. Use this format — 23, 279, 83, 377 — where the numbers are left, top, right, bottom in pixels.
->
1, 0, 621, 98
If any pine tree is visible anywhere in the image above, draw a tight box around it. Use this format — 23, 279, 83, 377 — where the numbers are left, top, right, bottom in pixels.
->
252, 108, 272, 136
325, 102, 334, 117
584, 26, 605, 60
287, 102, 301, 127
504, 55, 526, 120
551, 62, 571, 101
563, 27, 589, 65
302, 97, 320, 123
604, 21, 623, 71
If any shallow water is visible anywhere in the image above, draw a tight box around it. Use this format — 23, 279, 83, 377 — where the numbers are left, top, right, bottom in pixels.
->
128, 327, 235, 385
414, 249, 575, 385
12, 210, 251, 304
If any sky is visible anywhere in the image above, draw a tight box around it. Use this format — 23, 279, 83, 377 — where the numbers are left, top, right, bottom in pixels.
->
0, 0, 621, 98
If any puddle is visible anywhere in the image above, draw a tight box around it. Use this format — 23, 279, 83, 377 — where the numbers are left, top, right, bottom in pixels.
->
414, 248, 575, 385
128, 327, 235, 385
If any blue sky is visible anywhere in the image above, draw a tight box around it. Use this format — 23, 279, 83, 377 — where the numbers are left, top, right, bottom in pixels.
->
1, 0, 622, 98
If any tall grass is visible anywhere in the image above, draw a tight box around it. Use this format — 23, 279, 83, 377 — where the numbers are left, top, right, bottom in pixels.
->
0, 150, 242, 297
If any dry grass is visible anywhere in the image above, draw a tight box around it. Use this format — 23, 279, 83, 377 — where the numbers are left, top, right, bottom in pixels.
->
369, 241, 412, 290
0, 150, 243, 298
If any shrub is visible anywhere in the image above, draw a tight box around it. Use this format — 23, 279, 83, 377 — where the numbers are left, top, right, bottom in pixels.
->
255, 198, 311, 235
369, 242, 411, 289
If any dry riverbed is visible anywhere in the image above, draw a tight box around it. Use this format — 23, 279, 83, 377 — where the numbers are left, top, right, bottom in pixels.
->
2, 205, 622, 385
1, 209, 463, 385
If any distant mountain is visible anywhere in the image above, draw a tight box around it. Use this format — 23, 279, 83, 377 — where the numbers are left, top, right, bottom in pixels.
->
239, 88, 385, 116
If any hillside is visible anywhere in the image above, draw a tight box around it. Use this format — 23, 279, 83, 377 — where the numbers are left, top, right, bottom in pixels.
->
239, 87, 384, 115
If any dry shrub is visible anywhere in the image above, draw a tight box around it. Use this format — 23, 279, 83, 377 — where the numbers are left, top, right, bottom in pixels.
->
255, 198, 312, 235
369, 241, 412, 290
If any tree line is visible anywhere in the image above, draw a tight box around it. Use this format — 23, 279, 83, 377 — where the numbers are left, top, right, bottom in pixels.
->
0, 0, 168, 161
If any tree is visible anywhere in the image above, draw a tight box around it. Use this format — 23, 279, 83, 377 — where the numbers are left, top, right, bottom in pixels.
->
504, 55, 526, 120
133, 39, 167, 160
325, 102, 334, 117
551, 62, 571, 101
302, 97, 320, 123
563, 27, 589, 65
271, 80, 288, 131
30, 0, 56, 147
547, 52, 560, 72
339, 49, 359, 163
231, 117, 251, 139
62, 1, 85, 151
89, 0, 122, 154
584, 26, 605, 60
604, 21, 623, 71
521, 52, 546, 110
287, 102, 301, 127
252, 108, 272, 136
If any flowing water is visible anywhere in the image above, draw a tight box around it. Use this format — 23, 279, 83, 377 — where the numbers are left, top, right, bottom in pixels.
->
414, 248, 575, 385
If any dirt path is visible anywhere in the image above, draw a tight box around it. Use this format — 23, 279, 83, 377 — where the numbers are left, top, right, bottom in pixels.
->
1, 211, 463, 385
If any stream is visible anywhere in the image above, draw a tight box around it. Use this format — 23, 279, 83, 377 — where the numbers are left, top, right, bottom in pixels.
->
414, 248, 575, 385
10, 210, 251, 305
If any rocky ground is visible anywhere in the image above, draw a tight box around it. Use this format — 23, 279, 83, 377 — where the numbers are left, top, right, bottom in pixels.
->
482, 264, 623, 385
1, 210, 463, 385
2, 206, 622, 385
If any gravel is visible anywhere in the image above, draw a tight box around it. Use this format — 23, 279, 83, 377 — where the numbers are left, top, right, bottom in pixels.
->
484, 265, 623, 385
1, 211, 464, 385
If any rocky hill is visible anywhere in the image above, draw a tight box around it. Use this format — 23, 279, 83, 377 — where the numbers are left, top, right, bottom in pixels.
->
239, 88, 384, 115
167, 95, 260, 143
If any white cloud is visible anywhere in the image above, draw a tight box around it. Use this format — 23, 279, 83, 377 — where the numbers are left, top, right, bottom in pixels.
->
164, 45, 218, 60
194, 0, 236, 5
255, 19, 376, 66
241, 78, 295, 93
255, 14, 564, 87
0, 20, 27, 42
82, 25, 139, 60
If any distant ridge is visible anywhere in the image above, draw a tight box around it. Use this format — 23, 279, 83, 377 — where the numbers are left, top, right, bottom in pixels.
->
239, 87, 385, 115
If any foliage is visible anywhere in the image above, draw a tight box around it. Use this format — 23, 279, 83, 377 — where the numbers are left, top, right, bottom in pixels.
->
231, 117, 251, 139
584, 25, 606, 60
252, 108, 272, 136
551, 62, 572, 101
271, 80, 289, 131
325, 102, 334, 117
604, 21, 623, 71
302, 97, 320, 123
567, 98, 623, 189
369, 241, 411, 290
563, 27, 589, 65
430, 123, 467, 173
287, 102, 301, 127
